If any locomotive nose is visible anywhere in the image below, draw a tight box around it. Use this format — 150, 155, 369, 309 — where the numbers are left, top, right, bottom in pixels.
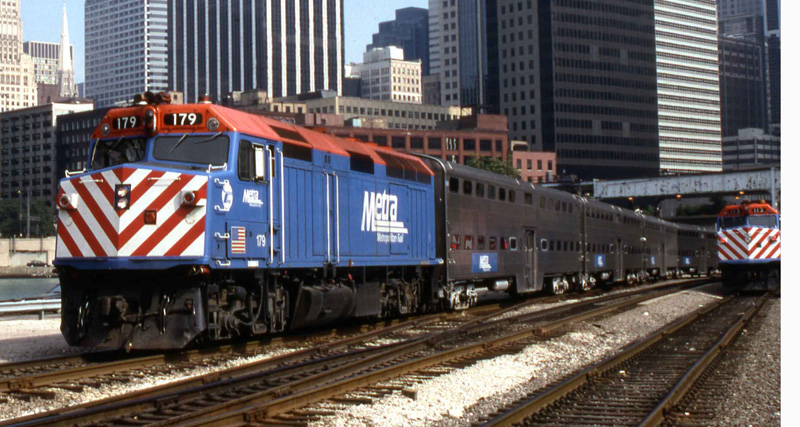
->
55, 166, 209, 259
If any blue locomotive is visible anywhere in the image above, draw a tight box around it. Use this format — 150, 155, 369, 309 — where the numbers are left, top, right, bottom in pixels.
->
54, 95, 716, 350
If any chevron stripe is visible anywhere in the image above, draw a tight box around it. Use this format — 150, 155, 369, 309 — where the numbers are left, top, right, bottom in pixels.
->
55, 166, 208, 259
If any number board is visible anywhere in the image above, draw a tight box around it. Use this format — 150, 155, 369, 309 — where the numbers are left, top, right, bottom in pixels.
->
112, 116, 143, 129
164, 112, 203, 126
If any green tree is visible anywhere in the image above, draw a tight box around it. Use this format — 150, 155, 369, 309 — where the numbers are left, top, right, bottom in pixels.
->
0, 199, 56, 237
466, 156, 521, 179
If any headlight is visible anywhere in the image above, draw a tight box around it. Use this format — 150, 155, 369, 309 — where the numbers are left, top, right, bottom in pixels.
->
114, 184, 131, 210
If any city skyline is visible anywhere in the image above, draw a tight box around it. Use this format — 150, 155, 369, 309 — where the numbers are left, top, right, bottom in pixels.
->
21, 0, 428, 84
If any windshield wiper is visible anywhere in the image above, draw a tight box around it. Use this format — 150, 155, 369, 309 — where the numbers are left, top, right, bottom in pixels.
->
195, 132, 223, 144
89, 137, 123, 170
168, 133, 190, 154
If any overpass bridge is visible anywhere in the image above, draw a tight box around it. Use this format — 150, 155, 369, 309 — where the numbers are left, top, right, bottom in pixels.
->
592, 167, 780, 208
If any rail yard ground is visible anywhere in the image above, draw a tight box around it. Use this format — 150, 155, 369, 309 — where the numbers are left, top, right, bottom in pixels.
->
0, 282, 780, 425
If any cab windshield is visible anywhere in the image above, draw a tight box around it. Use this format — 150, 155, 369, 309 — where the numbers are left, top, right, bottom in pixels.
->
748, 215, 778, 228
152, 134, 229, 166
718, 216, 747, 229
90, 137, 146, 170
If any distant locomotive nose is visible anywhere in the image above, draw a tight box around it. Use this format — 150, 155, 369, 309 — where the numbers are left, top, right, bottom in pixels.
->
55, 165, 209, 260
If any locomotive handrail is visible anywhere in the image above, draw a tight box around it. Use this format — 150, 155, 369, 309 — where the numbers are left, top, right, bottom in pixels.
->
214, 232, 230, 240
207, 162, 227, 172
78, 177, 104, 184
147, 176, 181, 182
64, 168, 86, 177
280, 149, 286, 264
269, 147, 274, 265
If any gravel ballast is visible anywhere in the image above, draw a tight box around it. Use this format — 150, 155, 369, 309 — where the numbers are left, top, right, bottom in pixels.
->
0, 283, 780, 425
311, 286, 759, 427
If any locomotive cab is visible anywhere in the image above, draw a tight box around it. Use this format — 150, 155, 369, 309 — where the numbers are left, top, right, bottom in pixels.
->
716, 202, 780, 289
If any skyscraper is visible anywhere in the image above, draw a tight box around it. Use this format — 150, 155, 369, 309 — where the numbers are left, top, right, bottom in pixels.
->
85, 0, 169, 108
428, 0, 497, 108
655, 0, 722, 174
0, 0, 37, 112
718, 36, 767, 137
368, 8, 430, 76
23, 42, 73, 86
496, 0, 661, 179
168, 0, 344, 104
717, 0, 780, 133
763, 0, 780, 131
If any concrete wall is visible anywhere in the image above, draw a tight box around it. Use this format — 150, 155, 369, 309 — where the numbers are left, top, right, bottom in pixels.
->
0, 237, 56, 267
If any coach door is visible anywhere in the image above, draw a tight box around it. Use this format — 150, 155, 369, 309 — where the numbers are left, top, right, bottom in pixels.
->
525, 230, 538, 291
616, 238, 624, 280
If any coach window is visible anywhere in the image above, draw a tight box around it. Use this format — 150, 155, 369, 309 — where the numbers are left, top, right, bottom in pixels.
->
568, 204, 574, 214
476, 182, 485, 197
488, 185, 496, 199
477, 235, 485, 250
548, 198, 554, 209
499, 188, 506, 201
556, 241, 561, 251
509, 237, 518, 250
540, 239, 549, 251
509, 190, 516, 203
463, 180, 473, 195
569, 241, 574, 252
500, 237, 507, 250
489, 237, 498, 250
539, 197, 546, 208
449, 177, 459, 193
524, 192, 532, 205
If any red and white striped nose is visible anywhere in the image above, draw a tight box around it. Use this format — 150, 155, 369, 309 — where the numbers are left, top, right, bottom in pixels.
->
56, 167, 209, 259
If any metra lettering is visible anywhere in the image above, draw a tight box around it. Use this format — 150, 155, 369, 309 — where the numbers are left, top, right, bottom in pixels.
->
242, 189, 263, 207
361, 191, 409, 235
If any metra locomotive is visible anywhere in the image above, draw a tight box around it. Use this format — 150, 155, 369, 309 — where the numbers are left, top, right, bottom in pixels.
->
54, 94, 717, 350
717, 202, 780, 289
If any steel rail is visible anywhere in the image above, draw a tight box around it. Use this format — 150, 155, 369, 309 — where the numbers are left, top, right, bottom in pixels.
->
169, 280, 707, 426
479, 293, 768, 427
638, 292, 769, 427
1, 277, 709, 426
2, 299, 533, 426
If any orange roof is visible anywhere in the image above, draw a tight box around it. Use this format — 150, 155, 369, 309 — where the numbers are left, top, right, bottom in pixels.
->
718, 202, 779, 217
93, 102, 434, 176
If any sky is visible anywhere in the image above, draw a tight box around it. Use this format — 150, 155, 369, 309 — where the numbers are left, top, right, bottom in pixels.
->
20, 0, 429, 84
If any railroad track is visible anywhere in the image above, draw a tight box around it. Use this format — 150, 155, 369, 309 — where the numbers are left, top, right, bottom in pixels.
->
15, 279, 706, 426
477, 292, 769, 426
0, 276, 689, 400
0, 277, 710, 425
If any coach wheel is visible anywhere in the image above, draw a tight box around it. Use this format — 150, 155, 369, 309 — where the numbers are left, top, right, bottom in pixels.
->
626, 273, 636, 286
549, 277, 567, 295
579, 276, 591, 292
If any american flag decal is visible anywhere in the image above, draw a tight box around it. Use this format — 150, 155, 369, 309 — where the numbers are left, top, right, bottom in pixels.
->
231, 227, 247, 254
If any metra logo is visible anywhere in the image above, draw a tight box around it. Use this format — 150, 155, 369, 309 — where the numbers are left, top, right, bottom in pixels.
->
242, 189, 263, 207
361, 191, 408, 236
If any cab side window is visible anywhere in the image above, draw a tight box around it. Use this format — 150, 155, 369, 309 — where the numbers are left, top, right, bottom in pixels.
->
238, 140, 255, 181
238, 140, 265, 182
